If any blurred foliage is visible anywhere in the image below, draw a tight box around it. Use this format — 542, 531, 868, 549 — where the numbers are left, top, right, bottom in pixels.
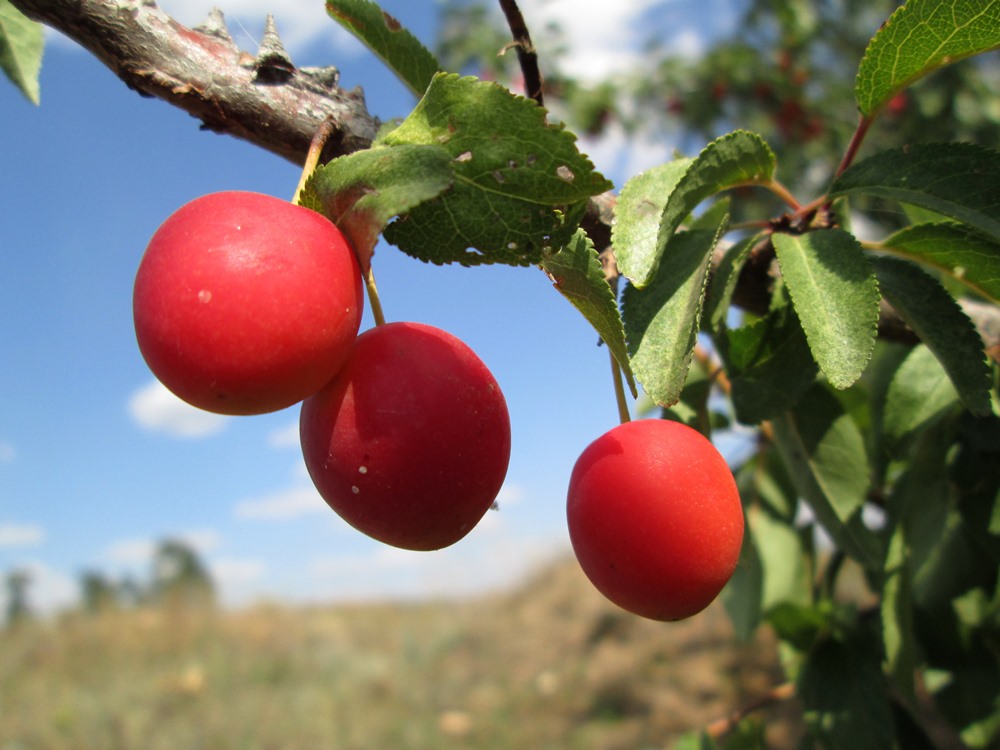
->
436, 0, 1000, 215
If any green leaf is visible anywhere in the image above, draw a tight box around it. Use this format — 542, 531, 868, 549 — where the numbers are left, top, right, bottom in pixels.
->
325, 0, 439, 97
540, 230, 637, 397
798, 627, 895, 750
722, 508, 763, 642
882, 522, 918, 705
619, 131, 775, 289
300, 143, 454, 267
611, 158, 694, 287
771, 383, 882, 569
882, 345, 960, 454
873, 255, 991, 415
772, 229, 879, 390
830, 143, 1000, 243
0, 0, 44, 104
766, 602, 833, 652
720, 294, 819, 424
880, 222, 1000, 305
855, 0, 1000, 117
704, 235, 757, 333
381, 73, 612, 266
621, 215, 728, 407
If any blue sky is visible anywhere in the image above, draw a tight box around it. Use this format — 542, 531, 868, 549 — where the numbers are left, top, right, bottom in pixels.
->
0, 0, 733, 612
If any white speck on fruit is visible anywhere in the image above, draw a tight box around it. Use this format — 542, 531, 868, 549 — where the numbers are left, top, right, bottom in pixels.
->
358, 466, 368, 474
198, 290, 212, 303
351, 485, 360, 495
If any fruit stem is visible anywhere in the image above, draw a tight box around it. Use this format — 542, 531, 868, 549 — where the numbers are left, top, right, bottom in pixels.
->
364, 265, 387, 327
291, 116, 337, 206
610, 349, 631, 424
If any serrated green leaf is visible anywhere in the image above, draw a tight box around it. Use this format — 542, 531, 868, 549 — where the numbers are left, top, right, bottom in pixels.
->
621, 216, 728, 407
704, 235, 758, 333
882, 344, 961, 451
300, 144, 454, 267
830, 143, 1000, 243
381, 73, 612, 266
720, 292, 819, 424
618, 131, 775, 289
721, 510, 763, 642
611, 158, 694, 285
880, 222, 1000, 304
873, 255, 991, 415
855, 0, 1000, 117
325, 0, 439, 97
540, 230, 637, 397
797, 627, 894, 750
771, 383, 882, 568
0, 0, 44, 105
772, 229, 879, 390
661, 362, 713, 433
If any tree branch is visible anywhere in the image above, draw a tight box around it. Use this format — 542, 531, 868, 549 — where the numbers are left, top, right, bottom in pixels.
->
10, 0, 380, 166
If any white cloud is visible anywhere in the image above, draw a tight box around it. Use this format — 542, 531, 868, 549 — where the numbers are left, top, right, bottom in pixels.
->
0, 524, 45, 548
531, 0, 673, 80
128, 379, 229, 439
267, 421, 301, 449
234, 486, 327, 520
0, 441, 14, 464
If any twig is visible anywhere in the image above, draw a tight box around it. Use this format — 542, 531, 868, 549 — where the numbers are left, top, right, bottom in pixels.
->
704, 681, 797, 740
496, 0, 544, 106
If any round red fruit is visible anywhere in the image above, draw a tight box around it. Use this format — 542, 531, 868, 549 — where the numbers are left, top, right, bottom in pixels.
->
566, 419, 743, 621
300, 322, 511, 551
133, 191, 363, 415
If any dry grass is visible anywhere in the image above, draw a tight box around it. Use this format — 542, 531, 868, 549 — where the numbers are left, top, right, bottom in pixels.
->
0, 558, 801, 750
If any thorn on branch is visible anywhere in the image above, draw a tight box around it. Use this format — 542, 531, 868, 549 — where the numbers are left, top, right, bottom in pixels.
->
253, 15, 295, 83
193, 7, 234, 46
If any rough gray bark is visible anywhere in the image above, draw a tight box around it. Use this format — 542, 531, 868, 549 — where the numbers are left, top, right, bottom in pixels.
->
9, 0, 380, 165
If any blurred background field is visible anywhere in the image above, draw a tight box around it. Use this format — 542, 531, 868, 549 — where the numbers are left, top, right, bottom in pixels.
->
0, 556, 802, 750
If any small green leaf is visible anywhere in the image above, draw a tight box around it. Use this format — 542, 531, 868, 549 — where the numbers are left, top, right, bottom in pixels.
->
830, 143, 1000, 243
300, 143, 454, 267
771, 383, 882, 569
611, 159, 693, 286
772, 229, 879, 390
720, 292, 819, 424
882, 522, 918, 706
621, 215, 728, 407
619, 131, 775, 288
880, 222, 1000, 305
704, 235, 757, 333
873, 255, 991, 415
381, 73, 612, 266
0, 0, 44, 104
855, 0, 1000, 117
540, 230, 637, 397
882, 345, 960, 453
325, 0, 439, 97
722, 510, 763, 642
798, 627, 895, 750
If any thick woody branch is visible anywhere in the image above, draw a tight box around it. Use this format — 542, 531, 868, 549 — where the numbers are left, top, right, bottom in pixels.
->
10, 0, 380, 165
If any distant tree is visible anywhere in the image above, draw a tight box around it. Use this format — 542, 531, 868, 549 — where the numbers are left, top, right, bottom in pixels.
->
4, 569, 33, 627
150, 539, 216, 610
79, 570, 121, 614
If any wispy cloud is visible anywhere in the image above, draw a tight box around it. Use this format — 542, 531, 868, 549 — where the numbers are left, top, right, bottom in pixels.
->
128, 380, 229, 439
267, 421, 301, 450
0, 524, 45, 548
234, 486, 327, 520
0, 441, 14, 464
